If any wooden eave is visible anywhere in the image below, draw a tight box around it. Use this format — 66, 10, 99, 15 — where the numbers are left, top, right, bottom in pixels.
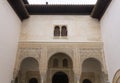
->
7, 0, 112, 21
7, 0, 29, 21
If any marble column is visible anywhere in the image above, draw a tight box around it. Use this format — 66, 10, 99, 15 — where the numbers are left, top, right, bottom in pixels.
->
74, 74, 80, 83
40, 73, 46, 83
40, 47, 47, 83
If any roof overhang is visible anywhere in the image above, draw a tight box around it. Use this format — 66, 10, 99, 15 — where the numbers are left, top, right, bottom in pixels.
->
7, 0, 112, 21
26, 5, 94, 15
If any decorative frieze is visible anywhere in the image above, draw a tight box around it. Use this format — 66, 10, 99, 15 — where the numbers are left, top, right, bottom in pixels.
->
79, 48, 103, 64
18, 48, 41, 62
79, 48, 102, 56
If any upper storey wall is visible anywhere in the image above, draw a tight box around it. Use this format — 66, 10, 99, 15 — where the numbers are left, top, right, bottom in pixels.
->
20, 15, 101, 42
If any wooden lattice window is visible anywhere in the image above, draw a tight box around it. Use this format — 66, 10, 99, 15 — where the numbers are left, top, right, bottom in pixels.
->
61, 26, 67, 36
53, 58, 58, 67
54, 26, 60, 36
63, 59, 68, 67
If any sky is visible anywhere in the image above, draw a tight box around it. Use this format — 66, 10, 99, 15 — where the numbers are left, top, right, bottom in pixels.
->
28, 0, 97, 5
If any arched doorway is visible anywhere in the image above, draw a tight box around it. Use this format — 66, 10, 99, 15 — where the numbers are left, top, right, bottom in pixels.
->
17, 57, 40, 83
83, 79, 92, 83
81, 58, 103, 83
47, 53, 73, 83
52, 72, 68, 83
29, 78, 38, 83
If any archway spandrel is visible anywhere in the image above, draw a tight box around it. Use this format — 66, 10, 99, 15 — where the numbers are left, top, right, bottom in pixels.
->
79, 48, 103, 65
18, 48, 41, 62
79, 48, 107, 75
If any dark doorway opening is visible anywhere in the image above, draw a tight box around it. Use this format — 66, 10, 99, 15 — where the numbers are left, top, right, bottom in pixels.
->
29, 78, 38, 83
83, 79, 92, 83
52, 72, 68, 83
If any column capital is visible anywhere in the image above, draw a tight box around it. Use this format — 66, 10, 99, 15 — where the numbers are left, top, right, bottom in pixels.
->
74, 73, 80, 80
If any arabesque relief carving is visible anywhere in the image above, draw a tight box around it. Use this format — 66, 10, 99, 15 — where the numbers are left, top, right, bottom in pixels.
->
13, 42, 109, 83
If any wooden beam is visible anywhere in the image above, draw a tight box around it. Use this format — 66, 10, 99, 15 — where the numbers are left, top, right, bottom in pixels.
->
91, 0, 112, 20
7, 0, 29, 21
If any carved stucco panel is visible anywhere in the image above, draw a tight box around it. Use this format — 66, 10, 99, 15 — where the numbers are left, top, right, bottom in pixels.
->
80, 48, 102, 64
13, 48, 41, 78
79, 48, 106, 74
18, 48, 41, 62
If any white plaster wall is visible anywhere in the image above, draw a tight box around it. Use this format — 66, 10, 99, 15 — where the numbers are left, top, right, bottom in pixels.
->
0, 0, 21, 83
20, 15, 101, 42
100, 0, 120, 82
